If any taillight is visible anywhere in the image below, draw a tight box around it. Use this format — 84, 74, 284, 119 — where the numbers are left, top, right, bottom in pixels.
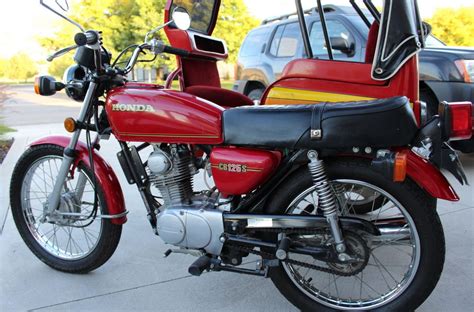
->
439, 101, 473, 141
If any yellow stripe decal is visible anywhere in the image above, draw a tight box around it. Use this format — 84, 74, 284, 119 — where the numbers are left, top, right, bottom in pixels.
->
266, 87, 375, 105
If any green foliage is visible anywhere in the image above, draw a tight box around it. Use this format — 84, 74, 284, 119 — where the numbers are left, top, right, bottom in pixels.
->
0, 59, 7, 78
426, 6, 474, 47
214, 0, 260, 63
48, 53, 77, 79
0, 53, 38, 82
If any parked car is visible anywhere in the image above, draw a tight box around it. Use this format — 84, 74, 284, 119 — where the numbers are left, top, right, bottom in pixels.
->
234, 5, 474, 152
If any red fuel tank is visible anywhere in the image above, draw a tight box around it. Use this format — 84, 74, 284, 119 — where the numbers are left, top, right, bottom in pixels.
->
210, 147, 281, 195
105, 84, 225, 144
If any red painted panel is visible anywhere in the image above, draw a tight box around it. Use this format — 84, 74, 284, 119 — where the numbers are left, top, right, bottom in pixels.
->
263, 57, 420, 124
29, 136, 127, 224
210, 147, 281, 195
106, 87, 225, 144
406, 150, 459, 201
282, 59, 386, 86
164, 1, 226, 89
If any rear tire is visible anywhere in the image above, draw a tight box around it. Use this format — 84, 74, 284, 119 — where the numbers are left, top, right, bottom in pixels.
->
10, 144, 122, 273
264, 158, 445, 311
420, 87, 438, 118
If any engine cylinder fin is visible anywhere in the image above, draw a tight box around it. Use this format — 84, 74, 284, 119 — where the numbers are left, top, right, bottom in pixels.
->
148, 146, 194, 206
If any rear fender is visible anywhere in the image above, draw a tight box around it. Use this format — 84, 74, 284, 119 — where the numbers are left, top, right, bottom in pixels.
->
406, 150, 459, 201
29, 136, 127, 224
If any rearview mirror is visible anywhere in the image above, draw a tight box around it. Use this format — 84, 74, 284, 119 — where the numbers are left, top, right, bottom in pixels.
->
330, 37, 355, 57
172, 7, 191, 31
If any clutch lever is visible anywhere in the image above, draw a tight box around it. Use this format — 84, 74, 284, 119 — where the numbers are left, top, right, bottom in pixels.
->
47, 44, 78, 62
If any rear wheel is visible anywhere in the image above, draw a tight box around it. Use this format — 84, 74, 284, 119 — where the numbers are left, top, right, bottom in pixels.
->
10, 144, 122, 273
420, 87, 438, 118
265, 158, 445, 311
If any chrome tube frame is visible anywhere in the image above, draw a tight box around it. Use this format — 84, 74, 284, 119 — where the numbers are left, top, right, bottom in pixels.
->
45, 81, 98, 216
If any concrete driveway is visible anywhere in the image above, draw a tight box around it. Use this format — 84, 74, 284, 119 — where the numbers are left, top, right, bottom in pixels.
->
0, 91, 473, 311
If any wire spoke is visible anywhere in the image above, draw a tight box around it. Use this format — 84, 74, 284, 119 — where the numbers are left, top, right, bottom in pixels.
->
282, 179, 419, 308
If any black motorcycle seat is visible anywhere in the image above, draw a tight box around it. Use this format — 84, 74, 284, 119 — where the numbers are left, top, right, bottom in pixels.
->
222, 96, 418, 150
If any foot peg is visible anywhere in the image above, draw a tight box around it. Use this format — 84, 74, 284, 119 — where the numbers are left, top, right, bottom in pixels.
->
188, 255, 212, 276
275, 237, 291, 260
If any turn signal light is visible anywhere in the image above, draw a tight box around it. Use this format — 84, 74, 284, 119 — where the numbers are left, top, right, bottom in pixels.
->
33, 76, 65, 96
34, 77, 41, 95
393, 152, 407, 182
64, 118, 77, 133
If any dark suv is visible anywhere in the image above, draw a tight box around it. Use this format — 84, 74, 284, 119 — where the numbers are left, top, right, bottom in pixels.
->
234, 5, 474, 151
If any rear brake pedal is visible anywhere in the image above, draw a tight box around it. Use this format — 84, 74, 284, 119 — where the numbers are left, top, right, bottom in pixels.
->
188, 255, 212, 276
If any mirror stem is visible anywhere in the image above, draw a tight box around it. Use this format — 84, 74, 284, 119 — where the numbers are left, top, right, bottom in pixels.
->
145, 20, 173, 42
40, 0, 85, 32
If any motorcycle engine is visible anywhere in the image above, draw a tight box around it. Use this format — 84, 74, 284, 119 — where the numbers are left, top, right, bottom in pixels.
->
148, 145, 194, 206
147, 145, 224, 256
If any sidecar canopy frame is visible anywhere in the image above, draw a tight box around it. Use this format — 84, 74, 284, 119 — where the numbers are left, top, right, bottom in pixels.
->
294, 0, 425, 81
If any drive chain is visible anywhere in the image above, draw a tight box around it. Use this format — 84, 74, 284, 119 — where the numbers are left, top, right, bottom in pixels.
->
227, 228, 358, 277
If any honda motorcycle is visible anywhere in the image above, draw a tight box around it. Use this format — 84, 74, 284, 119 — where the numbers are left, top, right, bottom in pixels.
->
10, 0, 473, 311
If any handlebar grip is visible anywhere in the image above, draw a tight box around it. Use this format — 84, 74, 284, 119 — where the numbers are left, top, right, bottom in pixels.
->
74, 31, 98, 46
163, 45, 190, 57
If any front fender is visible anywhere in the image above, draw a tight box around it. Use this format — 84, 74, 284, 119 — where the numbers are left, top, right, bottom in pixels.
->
30, 136, 127, 224
406, 151, 459, 201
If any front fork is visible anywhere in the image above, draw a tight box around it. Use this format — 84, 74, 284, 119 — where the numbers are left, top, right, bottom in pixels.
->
307, 151, 349, 261
43, 82, 98, 218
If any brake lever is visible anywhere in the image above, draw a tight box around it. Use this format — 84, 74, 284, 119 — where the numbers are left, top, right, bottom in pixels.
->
47, 44, 78, 62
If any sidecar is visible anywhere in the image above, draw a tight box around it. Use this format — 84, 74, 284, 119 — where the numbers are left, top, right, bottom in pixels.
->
164, 0, 424, 122
163, 0, 472, 132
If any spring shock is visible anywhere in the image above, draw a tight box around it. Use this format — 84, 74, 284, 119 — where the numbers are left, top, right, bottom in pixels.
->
307, 151, 348, 256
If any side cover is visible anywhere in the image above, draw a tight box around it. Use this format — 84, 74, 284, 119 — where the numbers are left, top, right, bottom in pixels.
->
210, 147, 281, 195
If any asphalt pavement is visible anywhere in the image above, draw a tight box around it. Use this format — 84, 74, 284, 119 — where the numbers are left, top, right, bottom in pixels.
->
0, 88, 473, 311
1, 85, 80, 127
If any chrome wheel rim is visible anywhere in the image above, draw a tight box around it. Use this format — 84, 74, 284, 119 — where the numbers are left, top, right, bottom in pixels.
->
282, 180, 421, 310
21, 156, 103, 260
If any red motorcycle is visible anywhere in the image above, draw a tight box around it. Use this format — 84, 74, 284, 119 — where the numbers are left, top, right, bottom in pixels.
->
11, 1, 472, 310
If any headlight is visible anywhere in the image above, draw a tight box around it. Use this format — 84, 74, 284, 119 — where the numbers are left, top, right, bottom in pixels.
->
454, 59, 474, 83
63, 65, 87, 102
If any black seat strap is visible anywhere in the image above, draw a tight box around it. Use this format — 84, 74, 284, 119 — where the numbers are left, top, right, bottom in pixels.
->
310, 102, 328, 140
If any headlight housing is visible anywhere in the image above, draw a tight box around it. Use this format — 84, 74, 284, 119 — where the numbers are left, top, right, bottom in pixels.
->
454, 59, 474, 83
63, 65, 87, 102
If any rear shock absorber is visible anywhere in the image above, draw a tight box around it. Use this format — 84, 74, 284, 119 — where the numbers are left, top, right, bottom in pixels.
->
307, 150, 348, 258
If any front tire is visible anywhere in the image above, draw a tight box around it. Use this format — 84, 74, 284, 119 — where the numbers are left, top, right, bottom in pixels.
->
265, 158, 445, 311
10, 144, 122, 273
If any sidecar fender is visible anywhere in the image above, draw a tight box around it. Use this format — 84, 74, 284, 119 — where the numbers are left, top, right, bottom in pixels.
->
30, 136, 127, 224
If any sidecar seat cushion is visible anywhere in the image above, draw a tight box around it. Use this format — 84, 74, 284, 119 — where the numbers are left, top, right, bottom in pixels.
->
185, 85, 254, 108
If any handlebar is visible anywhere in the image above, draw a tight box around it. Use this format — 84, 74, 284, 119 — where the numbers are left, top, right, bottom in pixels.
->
122, 40, 189, 74
163, 45, 190, 58
74, 31, 99, 46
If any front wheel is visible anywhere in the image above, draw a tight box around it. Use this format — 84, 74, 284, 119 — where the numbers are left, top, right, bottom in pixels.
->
10, 144, 122, 273
265, 158, 445, 311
